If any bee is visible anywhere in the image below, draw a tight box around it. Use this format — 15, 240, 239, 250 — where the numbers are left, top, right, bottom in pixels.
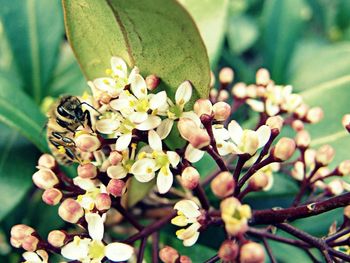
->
46, 96, 96, 165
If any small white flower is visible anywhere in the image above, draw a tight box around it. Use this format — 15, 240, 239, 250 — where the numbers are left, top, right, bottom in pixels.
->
22, 250, 48, 263
73, 178, 107, 211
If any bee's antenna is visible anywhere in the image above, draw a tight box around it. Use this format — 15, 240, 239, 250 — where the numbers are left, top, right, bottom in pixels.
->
79, 102, 102, 115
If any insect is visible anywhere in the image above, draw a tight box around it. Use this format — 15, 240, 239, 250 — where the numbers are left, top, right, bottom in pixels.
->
46, 96, 97, 165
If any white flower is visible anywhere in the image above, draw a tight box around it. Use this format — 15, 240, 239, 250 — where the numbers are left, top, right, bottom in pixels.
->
107, 144, 137, 179
130, 130, 180, 194
22, 250, 48, 263
61, 213, 133, 262
171, 200, 202, 247
73, 178, 107, 211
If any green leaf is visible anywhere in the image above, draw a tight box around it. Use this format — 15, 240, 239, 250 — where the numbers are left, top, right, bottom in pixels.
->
261, 0, 310, 82
0, 0, 64, 103
178, 0, 229, 67
127, 177, 155, 207
0, 74, 48, 152
0, 124, 40, 221
289, 43, 350, 165
62, 0, 210, 103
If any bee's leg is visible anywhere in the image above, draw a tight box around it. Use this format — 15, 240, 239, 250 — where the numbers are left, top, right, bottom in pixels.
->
56, 118, 75, 133
49, 138, 62, 149
52, 132, 76, 146
82, 110, 94, 132
65, 147, 80, 163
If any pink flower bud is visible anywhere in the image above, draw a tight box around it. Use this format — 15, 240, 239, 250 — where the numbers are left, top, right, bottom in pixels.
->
159, 246, 180, 263
48, 230, 67, 248
218, 90, 229, 102
42, 188, 62, 206
146, 74, 160, 91
179, 256, 192, 263
108, 151, 123, 165
295, 130, 311, 148
32, 168, 59, 190
10, 224, 35, 247
291, 119, 304, 131
22, 235, 39, 252
315, 144, 335, 166
273, 138, 296, 161
306, 107, 323, 123
294, 103, 309, 119
211, 171, 235, 198
95, 193, 112, 211
188, 129, 210, 149
178, 118, 198, 141
75, 134, 101, 152
266, 116, 283, 132
37, 154, 56, 169
213, 102, 231, 121
181, 167, 200, 190
231, 82, 247, 99
219, 67, 234, 84
218, 240, 239, 262
249, 171, 269, 191
240, 242, 265, 263
256, 68, 270, 86
342, 114, 350, 132
194, 99, 213, 117
77, 163, 97, 179
209, 88, 218, 99
58, 198, 84, 223
107, 179, 126, 197
338, 160, 350, 176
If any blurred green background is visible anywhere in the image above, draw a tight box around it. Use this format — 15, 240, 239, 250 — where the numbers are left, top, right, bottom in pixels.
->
1, 0, 350, 262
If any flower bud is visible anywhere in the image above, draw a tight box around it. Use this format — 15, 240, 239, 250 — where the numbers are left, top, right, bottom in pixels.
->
42, 188, 62, 206
107, 179, 126, 197
291, 161, 304, 181
240, 242, 265, 263
219, 67, 234, 84
188, 130, 210, 149
218, 90, 229, 102
48, 230, 66, 248
316, 144, 335, 166
256, 68, 270, 86
249, 171, 269, 191
58, 198, 84, 223
178, 118, 199, 141
159, 246, 179, 263
37, 154, 56, 169
291, 119, 304, 131
344, 205, 350, 219
342, 114, 350, 132
77, 163, 98, 179
306, 107, 323, 123
179, 256, 192, 263
218, 240, 239, 262
266, 116, 283, 132
108, 151, 123, 165
209, 88, 218, 99
295, 130, 311, 148
75, 134, 101, 152
327, 179, 344, 195
338, 160, 350, 176
146, 74, 160, 91
213, 102, 231, 121
32, 168, 59, 190
10, 225, 35, 247
232, 82, 247, 99
294, 103, 309, 119
95, 193, 112, 211
181, 167, 200, 190
273, 138, 296, 161
22, 235, 39, 252
246, 85, 257, 98
210, 71, 216, 88
211, 171, 235, 198
194, 99, 213, 117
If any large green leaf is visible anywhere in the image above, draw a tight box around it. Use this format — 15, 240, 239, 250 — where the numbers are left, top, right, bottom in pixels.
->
0, 124, 40, 221
261, 0, 310, 82
62, 0, 211, 102
289, 43, 350, 165
0, 0, 64, 103
178, 0, 229, 67
0, 74, 48, 152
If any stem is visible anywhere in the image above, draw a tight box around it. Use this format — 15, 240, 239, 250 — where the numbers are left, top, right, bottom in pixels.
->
193, 184, 210, 210
113, 198, 144, 231
254, 129, 279, 165
263, 238, 277, 263
205, 146, 229, 171
137, 237, 147, 263
325, 227, 350, 243
232, 154, 249, 185
152, 232, 159, 263
203, 254, 219, 263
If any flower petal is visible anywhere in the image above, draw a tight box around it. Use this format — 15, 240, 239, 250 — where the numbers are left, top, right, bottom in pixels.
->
185, 144, 204, 163
131, 74, 148, 99
246, 99, 264, 112
157, 119, 174, 139
175, 81, 192, 106
107, 165, 127, 179
116, 133, 132, 151
96, 119, 120, 134
136, 115, 161, 131
228, 120, 243, 145
148, 130, 162, 151
256, 125, 271, 148
22, 252, 42, 263
167, 151, 180, 167
61, 238, 89, 260
174, 200, 201, 218
157, 166, 173, 194
149, 91, 167, 110
183, 230, 200, 247
105, 242, 134, 262
129, 112, 148, 124
85, 213, 104, 241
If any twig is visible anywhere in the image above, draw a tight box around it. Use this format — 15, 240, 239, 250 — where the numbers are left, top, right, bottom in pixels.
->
152, 232, 159, 263
193, 184, 210, 210
262, 238, 277, 263
137, 237, 147, 263
203, 254, 220, 263
113, 198, 144, 231
205, 146, 229, 171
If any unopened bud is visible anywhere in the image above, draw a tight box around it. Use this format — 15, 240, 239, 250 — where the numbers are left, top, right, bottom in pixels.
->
146, 74, 160, 91
76, 134, 101, 152
37, 154, 56, 169
338, 160, 350, 176
181, 167, 200, 190
294, 103, 309, 119
344, 205, 350, 219
188, 130, 210, 149
22, 235, 39, 252
240, 242, 265, 263
77, 163, 97, 179
159, 246, 179, 263
32, 168, 59, 189
178, 118, 210, 149
306, 107, 323, 123
42, 188, 62, 206
219, 67, 234, 84
291, 119, 304, 131
218, 90, 229, 102
266, 116, 283, 132
342, 114, 350, 132
256, 68, 270, 86
58, 198, 84, 223
10, 225, 35, 247
218, 240, 239, 262
232, 82, 247, 99
273, 138, 296, 161
209, 88, 218, 99
95, 193, 112, 211
210, 71, 216, 88
316, 144, 335, 166
108, 151, 123, 165
246, 85, 257, 98
327, 179, 344, 195
211, 171, 235, 198
249, 171, 269, 191
295, 130, 311, 148
107, 179, 126, 197
194, 99, 213, 117
48, 230, 66, 248
179, 256, 192, 263
213, 102, 231, 121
